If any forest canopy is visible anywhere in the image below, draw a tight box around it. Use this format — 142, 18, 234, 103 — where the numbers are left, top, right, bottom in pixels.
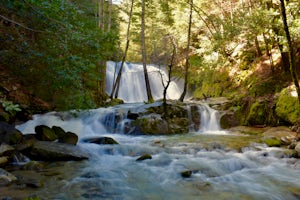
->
0, 0, 300, 113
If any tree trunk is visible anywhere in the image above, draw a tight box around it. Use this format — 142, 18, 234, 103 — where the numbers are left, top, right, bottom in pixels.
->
280, 0, 300, 104
110, 0, 134, 99
141, 0, 153, 102
179, 0, 193, 102
263, 32, 274, 72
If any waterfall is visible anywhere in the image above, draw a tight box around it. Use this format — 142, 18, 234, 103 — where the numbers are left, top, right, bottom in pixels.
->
106, 61, 184, 103
187, 104, 223, 133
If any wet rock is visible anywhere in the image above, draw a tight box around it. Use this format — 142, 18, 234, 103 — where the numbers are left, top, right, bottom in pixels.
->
220, 112, 239, 129
0, 156, 8, 167
22, 161, 45, 171
52, 126, 78, 145
0, 143, 15, 157
136, 154, 152, 161
58, 131, 78, 145
0, 168, 17, 186
52, 126, 66, 138
127, 112, 139, 120
181, 170, 192, 178
35, 125, 58, 141
25, 141, 89, 161
0, 122, 23, 144
82, 137, 119, 145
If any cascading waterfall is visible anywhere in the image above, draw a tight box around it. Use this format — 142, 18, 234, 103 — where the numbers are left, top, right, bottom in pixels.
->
14, 103, 300, 200
106, 61, 184, 103
186, 104, 223, 133
13, 65, 300, 199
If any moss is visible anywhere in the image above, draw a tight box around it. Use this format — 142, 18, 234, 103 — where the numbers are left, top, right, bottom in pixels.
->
246, 101, 267, 125
262, 137, 281, 147
275, 87, 300, 124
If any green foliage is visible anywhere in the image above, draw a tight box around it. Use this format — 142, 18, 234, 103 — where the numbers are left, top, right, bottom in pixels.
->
0, 0, 119, 110
0, 98, 21, 115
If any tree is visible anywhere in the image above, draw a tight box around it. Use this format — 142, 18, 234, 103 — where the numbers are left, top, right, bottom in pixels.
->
280, 0, 300, 104
179, 0, 193, 102
141, 0, 153, 102
110, 0, 134, 99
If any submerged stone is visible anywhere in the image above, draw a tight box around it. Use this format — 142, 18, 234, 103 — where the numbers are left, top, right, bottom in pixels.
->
181, 170, 192, 178
82, 137, 119, 145
136, 154, 152, 161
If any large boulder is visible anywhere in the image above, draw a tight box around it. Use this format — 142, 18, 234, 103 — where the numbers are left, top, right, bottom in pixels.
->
25, 141, 89, 161
275, 86, 300, 124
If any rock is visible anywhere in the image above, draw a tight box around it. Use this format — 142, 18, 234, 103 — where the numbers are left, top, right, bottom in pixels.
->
263, 127, 297, 139
127, 112, 139, 120
15, 134, 36, 151
82, 137, 119, 145
25, 141, 89, 161
136, 154, 152, 161
0, 122, 23, 144
263, 137, 281, 147
295, 143, 300, 157
0, 168, 17, 186
220, 112, 239, 129
52, 126, 66, 138
35, 125, 58, 141
181, 170, 192, 178
280, 136, 295, 146
0, 143, 15, 157
58, 131, 78, 145
0, 156, 9, 167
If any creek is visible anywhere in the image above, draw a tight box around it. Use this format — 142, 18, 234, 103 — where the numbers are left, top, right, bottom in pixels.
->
6, 63, 300, 199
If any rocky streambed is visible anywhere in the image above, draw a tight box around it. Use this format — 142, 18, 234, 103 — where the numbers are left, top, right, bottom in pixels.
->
1, 101, 300, 199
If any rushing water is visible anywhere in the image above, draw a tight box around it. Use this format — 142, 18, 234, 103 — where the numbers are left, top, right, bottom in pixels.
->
13, 103, 300, 200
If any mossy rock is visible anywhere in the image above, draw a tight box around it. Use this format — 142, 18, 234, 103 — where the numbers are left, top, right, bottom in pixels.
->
246, 101, 267, 126
275, 86, 300, 124
262, 137, 281, 147
35, 125, 58, 141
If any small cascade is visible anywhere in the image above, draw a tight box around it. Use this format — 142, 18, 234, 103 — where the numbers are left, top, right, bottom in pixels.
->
106, 61, 184, 103
187, 104, 222, 133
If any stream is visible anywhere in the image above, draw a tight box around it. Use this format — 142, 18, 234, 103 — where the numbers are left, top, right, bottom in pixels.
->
2, 63, 300, 199
11, 102, 300, 200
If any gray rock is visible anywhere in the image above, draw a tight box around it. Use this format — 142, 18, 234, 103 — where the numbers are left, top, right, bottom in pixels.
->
26, 141, 89, 161
0, 143, 15, 157
0, 168, 17, 186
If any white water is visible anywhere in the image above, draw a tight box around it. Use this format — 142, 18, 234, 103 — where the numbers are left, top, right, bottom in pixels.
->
15, 103, 300, 199
106, 61, 184, 103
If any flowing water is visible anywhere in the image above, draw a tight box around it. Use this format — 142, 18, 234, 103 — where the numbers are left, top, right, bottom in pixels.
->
4, 63, 300, 199
13, 103, 300, 200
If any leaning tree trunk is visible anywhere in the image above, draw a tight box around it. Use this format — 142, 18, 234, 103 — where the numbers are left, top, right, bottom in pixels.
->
280, 0, 300, 104
110, 0, 134, 99
141, 0, 153, 102
179, 0, 193, 102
